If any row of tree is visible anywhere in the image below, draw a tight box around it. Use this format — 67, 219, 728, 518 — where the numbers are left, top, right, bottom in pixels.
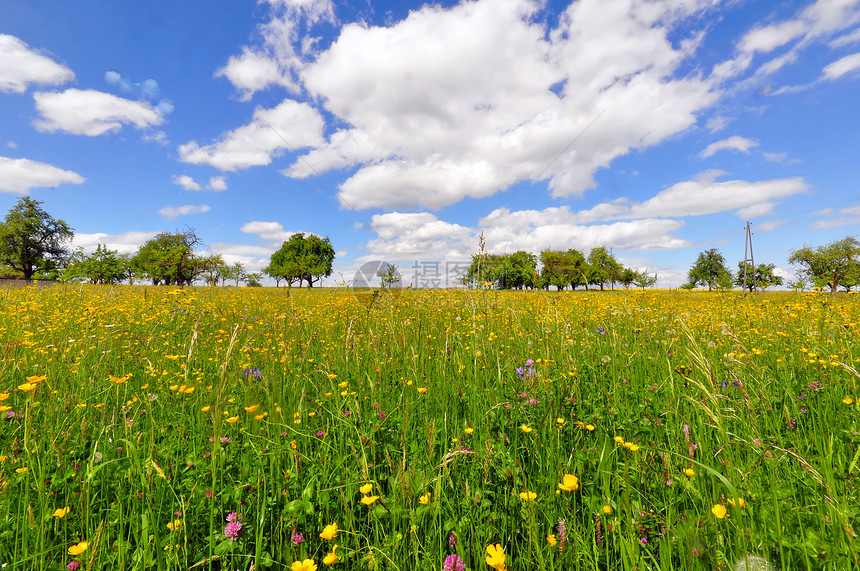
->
685, 238, 860, 293
463, 247, 657, 291
0, 197, 335, 287
2, 196, 858, 291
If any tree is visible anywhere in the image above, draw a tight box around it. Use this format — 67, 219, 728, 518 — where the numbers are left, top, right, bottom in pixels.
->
200, 254, 229, 286
632, 270, 658, 289
735, 262, 784, 292
377, 263, 402, 288
131, 229, 205, 286
587, 247, 622, 291
618, 267, 638, 292
62, 244, 127, 284
685, 249, 733, 291
245, 272, 263, 287
0, 196, 74, 280
788, 237, 860, 294
266, 233, 335, 288
539, 249, 589, 290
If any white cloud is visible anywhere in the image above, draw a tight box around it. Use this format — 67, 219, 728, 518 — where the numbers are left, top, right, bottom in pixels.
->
158, 204, 211, 219
706, 116, 730, 132
822, 52, 860, 79
755, 219, 787, 232
71, 231, 158, 255
33, 89, 164, 136
178, 99, 325, 170
6, 141, 16, 149
812, 204, 860, 228
700, 135, 759, 158
0, 34, 74, 94
624, 172, 807, 219
216, 0, 335, 99
208, 176, 228, 191
713, 0, 860, 82
287, 0, 716, 210
831, 27, 860, 47
172, 174, 201, 191
0, 155, 85, 193
216, 48, 296, 100
240, 220, 296, 242
763, 151, 788, 163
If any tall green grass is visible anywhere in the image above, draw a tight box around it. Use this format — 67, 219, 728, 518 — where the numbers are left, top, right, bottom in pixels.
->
0, 285, 858, 570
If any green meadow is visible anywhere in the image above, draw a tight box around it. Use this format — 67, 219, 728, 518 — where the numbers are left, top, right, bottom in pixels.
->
1, 285, 858, 570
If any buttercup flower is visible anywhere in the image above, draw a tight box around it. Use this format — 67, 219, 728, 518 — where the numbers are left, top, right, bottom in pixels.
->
361, 495, 379, 505
291, 559, 318, 571
712, 504, 727, 519
53, 506, 70, 518
519, 491, 537, 502
485, 544, 506, 571
419, 492, 431, 504
547, 533, 557, 546
320, 522, 338, 540
323, 545, 338, 565
558, 474, 579, 491
360, 483, 373, 494
68, 541, 89, 556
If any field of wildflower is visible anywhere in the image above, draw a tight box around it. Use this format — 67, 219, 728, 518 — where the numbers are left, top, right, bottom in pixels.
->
1, 284, 858, 571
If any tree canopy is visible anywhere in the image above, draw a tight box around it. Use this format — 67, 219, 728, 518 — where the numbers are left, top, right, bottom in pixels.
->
62, 244, 127, 284
685, 248, 733, 291
735, 262, 784, 292
266, 233, 335, 288
0, 196, 74, 280
788, 236, 860, 293
131, 229, 205, 286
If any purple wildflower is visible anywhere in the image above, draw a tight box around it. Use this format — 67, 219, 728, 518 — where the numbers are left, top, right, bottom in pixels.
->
225, 521, 243, 541
226, 511, 241, 523
442, 553, 466, 571
67, 561, 81, 570
516, 367, 525, 378
448, 533, 457, 549
316, 430, 325, 437
291, 530, 304, 545
525, 359, 535, 368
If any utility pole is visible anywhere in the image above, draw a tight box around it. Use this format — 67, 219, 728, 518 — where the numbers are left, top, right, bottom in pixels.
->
742, 221, 756, 294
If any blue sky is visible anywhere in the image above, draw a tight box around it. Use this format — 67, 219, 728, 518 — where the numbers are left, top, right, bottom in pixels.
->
1, 0, 859, 287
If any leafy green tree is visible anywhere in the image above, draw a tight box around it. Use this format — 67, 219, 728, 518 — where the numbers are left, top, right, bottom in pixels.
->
132, 229, 204, 286
618, 267, 638, 292
267, 233, 335, 288
245, 272, 263, 287
200, 254, 229, 286
685, 248, 733, 291
632, 270, 657, 289
0, 196, 74, 280
507, 251, 538, 289
587, 247, 622, 291
62, 244, 126, 284
539, 249, 588, 290
735, 262, 784, 292
377, 263, 402, 288
788, 236, 860, 293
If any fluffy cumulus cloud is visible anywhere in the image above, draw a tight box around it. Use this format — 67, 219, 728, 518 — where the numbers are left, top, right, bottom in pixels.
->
0, 34, 74, 94
71, 231, 158, 255
240, 220, 296, 242
208, 176, 228, 191
216, 0, 335, 99
172, 174, 201, 191
352, 170, 808, 270
33, 89, 164, 136
158, 204, 211, 219
0, 155, 85, 193
282, 0, 720, 210
700, 135, 759, 158
178, 99, 325, 170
